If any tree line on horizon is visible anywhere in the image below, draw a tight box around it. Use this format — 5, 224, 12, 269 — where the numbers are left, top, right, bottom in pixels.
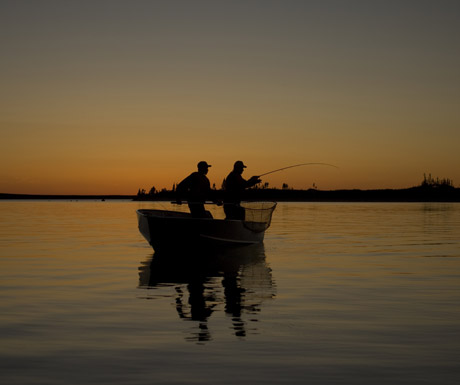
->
136, 174, 455, 198
421, 173, 454, 189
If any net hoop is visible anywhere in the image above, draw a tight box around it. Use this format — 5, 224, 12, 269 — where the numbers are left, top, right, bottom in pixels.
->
240, 201, 277, 233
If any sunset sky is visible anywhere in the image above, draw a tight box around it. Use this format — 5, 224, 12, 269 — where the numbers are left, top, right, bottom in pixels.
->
1, 0, 459, 195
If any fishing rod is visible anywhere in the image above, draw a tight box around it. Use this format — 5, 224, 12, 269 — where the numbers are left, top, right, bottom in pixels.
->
258, 162, 339, 177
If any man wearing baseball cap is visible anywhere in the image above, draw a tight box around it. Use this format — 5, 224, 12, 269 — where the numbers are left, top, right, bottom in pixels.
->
223, 161, 261, 219
176, 161, 214, 218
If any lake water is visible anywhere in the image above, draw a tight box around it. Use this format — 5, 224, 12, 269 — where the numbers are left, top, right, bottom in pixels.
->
1, 200, 460, 385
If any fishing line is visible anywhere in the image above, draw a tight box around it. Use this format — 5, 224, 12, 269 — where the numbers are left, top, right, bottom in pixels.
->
258, 163, 339, 177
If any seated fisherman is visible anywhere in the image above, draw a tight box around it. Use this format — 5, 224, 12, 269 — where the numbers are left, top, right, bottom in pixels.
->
176, 161, 214, 218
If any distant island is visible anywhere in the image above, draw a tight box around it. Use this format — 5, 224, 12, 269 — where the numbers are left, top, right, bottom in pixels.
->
3, 175, 457, 202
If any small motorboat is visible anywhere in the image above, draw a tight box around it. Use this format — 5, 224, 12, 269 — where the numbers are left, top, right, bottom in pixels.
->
137, 202, 276, 251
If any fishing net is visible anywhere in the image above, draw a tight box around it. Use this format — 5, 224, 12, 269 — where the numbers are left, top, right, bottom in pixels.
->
241, 202, 277, 232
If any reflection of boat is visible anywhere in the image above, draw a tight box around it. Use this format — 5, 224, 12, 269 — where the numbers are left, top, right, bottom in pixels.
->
139, 244, 272, 287
138, 244, 276, 342
136, 202, 276, 251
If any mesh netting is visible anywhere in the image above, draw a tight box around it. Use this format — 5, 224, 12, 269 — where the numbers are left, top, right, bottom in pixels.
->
240, 201, 277, 232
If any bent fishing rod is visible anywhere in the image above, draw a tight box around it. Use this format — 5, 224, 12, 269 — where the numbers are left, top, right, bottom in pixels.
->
258, 162, 339, 177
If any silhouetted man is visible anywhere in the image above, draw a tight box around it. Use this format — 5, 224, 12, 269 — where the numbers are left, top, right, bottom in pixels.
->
223, 161, 261, 220
176, 161, 213, 218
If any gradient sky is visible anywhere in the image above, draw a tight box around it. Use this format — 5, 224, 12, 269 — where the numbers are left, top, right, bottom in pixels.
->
1, 0, 459, 195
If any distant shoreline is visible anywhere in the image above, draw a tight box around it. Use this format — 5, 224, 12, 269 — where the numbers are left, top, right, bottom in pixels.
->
2, 186, 459, 202
0, 194, 135, 200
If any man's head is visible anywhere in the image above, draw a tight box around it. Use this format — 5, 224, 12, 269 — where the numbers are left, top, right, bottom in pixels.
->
233, 160, 247, 174
197, 161, 211, 174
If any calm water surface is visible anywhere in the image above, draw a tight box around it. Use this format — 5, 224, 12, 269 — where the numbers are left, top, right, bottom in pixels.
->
1, 201, 460, 384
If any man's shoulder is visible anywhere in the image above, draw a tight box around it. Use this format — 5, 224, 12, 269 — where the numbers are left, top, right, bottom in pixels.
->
191, 172, 209, 183
178, 172, 196, 185
226, 172, 244, 185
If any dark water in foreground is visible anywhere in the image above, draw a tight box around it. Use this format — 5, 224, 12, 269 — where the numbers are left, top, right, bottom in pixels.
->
1, 201, 460, 384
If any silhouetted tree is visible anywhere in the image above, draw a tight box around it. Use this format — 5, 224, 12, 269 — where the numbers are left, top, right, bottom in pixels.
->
422, 174, 454, 188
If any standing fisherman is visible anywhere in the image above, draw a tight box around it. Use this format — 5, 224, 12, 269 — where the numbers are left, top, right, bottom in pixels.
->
176, 161, 214, 218
223, 161, 261, 220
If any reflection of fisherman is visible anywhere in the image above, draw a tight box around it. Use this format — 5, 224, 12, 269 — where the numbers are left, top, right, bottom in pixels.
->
223, 161, 261, 220
175, 284, 214, 342
139, 243, 275, 342
176, 161, 214, 218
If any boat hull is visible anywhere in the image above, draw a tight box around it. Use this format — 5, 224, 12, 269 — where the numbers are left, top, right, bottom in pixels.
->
137, 209, 265, 250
